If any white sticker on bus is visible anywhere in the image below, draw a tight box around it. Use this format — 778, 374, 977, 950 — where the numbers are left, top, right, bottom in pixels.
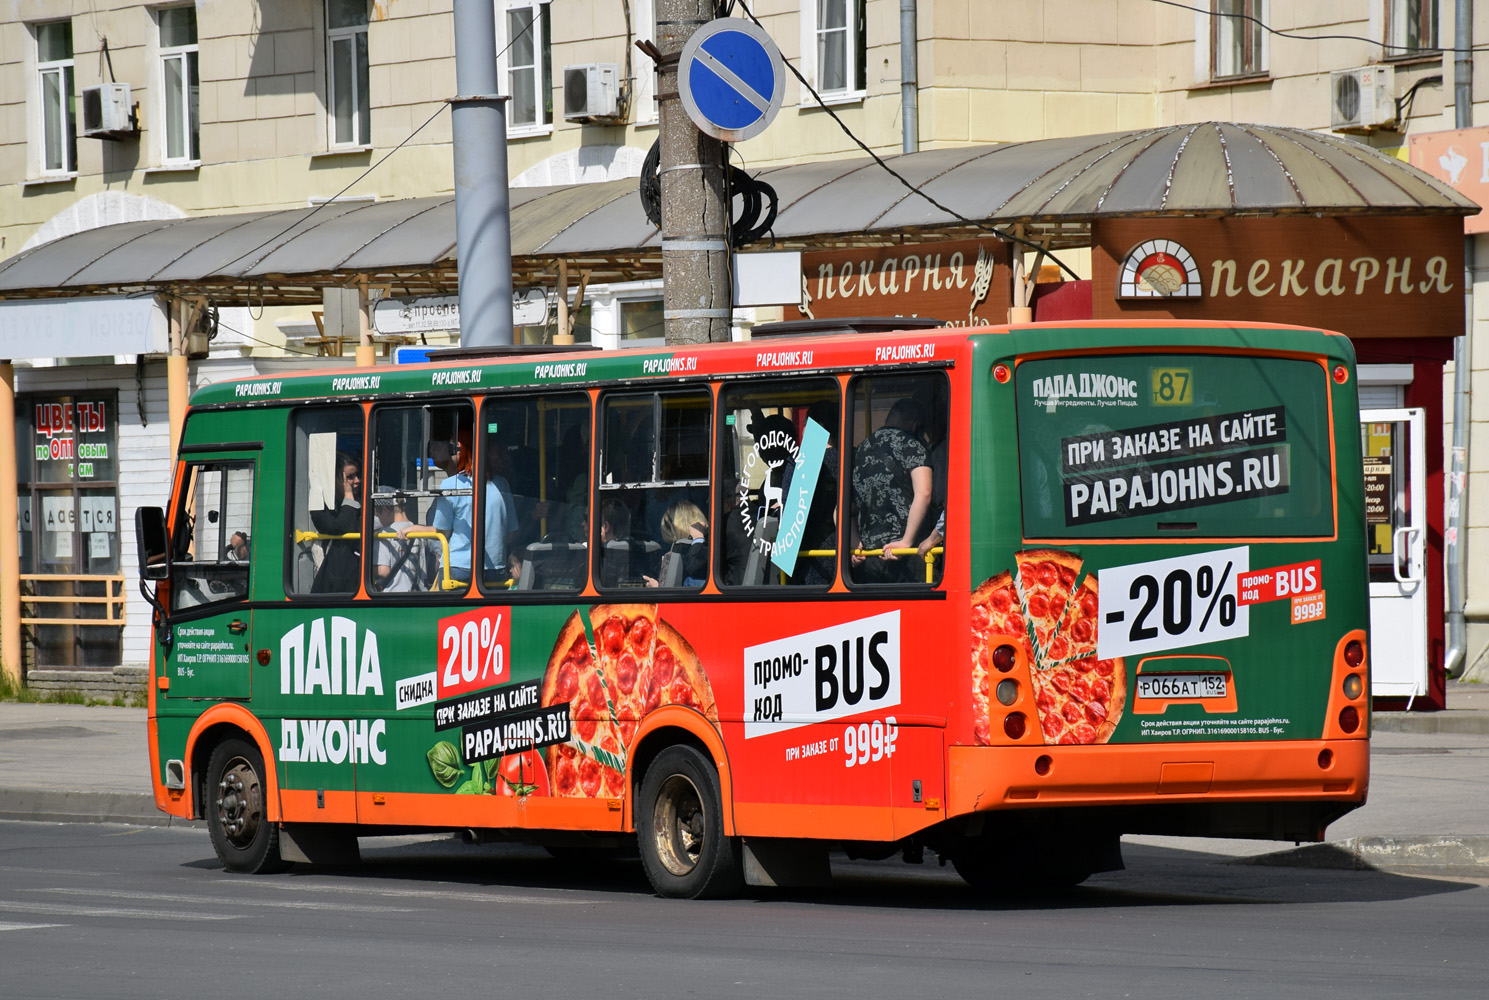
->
1096, 546, 1250, 660
742, 611, 901, 738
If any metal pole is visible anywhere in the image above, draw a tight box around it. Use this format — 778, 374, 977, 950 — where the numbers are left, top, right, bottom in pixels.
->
451, 0, 515, 348
1446, 0, 1473, 679
658, 0, 732, 345
0, 361, 19, 688
167, 298, 187, 466
900, 0, 918, 154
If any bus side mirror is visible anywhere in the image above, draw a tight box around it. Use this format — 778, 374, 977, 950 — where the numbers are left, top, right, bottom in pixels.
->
136, 507, 170, 581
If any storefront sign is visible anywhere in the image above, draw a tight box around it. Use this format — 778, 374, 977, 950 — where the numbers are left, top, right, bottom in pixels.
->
0, 295, 168, 359
1408, 127, 1489, 233
1363, 460, 1392, 524
373, 289, 551, 334
1092, 217, 1464, 336
785, 238, 1012, 326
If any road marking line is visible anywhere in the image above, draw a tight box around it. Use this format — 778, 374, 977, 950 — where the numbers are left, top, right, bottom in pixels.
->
33, 887, 419, 913
205, 879, 585, 906
0, 900, 239, 921
0, 921, 66, 932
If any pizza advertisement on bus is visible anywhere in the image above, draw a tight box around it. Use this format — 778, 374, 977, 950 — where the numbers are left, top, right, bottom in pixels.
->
1016, 354, 1336, 540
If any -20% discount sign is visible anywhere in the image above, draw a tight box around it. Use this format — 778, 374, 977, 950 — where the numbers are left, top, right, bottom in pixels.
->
1096, 546, 1251, 659
436, 607, 509, 699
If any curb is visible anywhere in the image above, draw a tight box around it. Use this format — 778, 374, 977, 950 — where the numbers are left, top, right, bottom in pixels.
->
1233, 836, 1489, 872
1372, 713, 1489, 736
0, 788, 198, 828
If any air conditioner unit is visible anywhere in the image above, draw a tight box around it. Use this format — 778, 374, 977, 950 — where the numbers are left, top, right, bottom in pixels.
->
81, 83, 136, 138
563, 63, 621, 122
1330, 66, 1396, 134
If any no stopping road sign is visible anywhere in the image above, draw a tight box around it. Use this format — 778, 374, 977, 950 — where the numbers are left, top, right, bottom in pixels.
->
678, 18, 785, 142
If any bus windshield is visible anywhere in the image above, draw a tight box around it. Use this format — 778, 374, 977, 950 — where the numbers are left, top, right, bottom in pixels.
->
1016, 353, 1335, 539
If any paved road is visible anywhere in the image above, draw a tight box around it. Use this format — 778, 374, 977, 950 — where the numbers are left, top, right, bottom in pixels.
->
0, 820, 1485, 999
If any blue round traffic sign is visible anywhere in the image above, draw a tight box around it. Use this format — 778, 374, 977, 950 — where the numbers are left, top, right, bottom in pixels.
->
678, 18, 785, 142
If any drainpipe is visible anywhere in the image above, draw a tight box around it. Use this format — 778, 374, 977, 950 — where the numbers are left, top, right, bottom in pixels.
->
1445, 0, 1473, 678
900, 0, 918, 154
451, 0, 515, 348
0, 361, 19, 688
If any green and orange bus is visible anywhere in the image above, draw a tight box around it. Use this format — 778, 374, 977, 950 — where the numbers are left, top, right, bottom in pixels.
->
135, 320, 1370, 897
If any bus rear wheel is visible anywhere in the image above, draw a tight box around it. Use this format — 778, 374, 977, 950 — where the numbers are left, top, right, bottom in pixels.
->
637, 745, 741, 899
206, 737, 288, 874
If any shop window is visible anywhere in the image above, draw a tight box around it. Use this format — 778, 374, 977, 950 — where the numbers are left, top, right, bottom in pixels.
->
481, 393, 591, 593
326, 0, 370, 147
501, 1, 553, 133
1386, 0, 1438, 57
717, 379, 841, 588
367, 403, 477, 593
16, 394, 120, 667
620, 298, 664, 343
596, 390, 710, 590
170, 463, 254, 612
289, 406, 366, 596
35, 20, 76, 175
157, 6, 199, 163
846, 372, 948, 587
1210, 0, 1266, 80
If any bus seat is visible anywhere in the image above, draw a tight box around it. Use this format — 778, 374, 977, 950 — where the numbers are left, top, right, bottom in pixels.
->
742, 515, 779, 586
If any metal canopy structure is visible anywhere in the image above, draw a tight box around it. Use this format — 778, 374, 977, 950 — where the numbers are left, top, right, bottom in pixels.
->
0, 122, 1473, 306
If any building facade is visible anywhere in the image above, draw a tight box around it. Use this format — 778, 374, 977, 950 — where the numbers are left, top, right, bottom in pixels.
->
1, 1, 1487, 690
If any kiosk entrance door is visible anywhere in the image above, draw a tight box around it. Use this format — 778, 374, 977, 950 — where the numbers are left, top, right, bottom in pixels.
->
1361, 408, 1428, 700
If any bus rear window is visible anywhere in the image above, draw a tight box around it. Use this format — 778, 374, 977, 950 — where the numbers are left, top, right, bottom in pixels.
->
1015, 354, 1335, 539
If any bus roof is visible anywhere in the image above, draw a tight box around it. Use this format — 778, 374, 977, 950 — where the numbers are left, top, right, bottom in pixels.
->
188, 320, 1353, 409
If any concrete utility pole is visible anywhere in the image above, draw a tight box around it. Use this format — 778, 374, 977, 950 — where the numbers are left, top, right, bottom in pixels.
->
451, 0, 515, 348
657, 0, 732, 345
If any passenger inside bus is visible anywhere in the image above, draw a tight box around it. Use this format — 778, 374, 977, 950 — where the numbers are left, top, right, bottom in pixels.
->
644, 500, 708, 588
850, 397, 933, 585
374, 490, 425, 592
310, 453, 364, 593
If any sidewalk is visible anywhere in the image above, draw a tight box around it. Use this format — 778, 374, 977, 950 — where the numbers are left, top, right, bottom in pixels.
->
1, 689, 1486, 872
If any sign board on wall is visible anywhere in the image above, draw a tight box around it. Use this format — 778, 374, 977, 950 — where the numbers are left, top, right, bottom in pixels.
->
1408, 127, 1489, 233
784, 238, 1013, 326
1091, 217, 1464, 337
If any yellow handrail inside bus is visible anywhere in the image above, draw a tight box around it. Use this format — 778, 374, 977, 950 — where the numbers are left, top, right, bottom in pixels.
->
853, 547, 945, 583
295, 529, 462, 590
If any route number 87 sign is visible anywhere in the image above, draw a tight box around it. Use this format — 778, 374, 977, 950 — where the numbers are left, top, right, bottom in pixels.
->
1096, 546, 1250, 660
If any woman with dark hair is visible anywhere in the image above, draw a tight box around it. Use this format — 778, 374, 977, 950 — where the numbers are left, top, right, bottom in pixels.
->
311, 452, 363, 593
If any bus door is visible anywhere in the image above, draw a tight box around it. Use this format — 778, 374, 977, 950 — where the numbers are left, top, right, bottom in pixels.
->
1360, 409, 1427, 699
159, 453, 258, 700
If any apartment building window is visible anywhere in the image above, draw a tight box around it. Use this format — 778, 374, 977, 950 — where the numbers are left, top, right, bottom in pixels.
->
36, 20, 77, 175
158, 7, 200, 163
502, 1, 553, 131
1387, 0, 1439, 57
1211, 0, 1266, 80
809, 0, 866, 98
327, 0, 370, 146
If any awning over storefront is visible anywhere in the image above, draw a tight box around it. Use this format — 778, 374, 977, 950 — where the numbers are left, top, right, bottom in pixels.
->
0, 122, 1474, 306
0, 295, 168, 358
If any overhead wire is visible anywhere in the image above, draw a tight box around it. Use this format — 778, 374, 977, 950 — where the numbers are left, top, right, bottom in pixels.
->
731, 1, 1080, 280
1151, 0, 1488, 55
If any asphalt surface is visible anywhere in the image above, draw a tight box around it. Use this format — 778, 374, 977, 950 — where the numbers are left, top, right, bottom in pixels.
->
0, 821, 1485, 999
1, 685, 1487, 874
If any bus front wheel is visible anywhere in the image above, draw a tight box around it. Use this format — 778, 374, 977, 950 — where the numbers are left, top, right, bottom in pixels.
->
637, 745, 741, 899
205, 737, 288, 874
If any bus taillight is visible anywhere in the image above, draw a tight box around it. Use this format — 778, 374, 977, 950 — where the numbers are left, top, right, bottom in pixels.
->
1342, 673, 1363, 699
1338, 706, 1360, 733
1004, 712, 1027, 739
1343, 640, 1364, 667
992, 644, 1016, 672
1332, 364, 1349, 384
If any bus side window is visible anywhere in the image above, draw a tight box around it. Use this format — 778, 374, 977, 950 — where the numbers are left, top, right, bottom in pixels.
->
480, 393, 591, 594
716, 378, 841, 588
288, 406, 366, 597
596, 389, 710, 591
170, 462, 254, 612
367, 403, 474, 594
847, 372, 949, 587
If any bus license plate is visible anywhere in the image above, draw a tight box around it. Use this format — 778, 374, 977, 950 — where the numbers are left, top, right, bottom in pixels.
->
1136, 673, 1228, 700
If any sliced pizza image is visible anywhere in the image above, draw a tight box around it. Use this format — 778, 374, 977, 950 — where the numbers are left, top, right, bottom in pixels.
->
971, 551, 1126, 746
539, 605, 718, 799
